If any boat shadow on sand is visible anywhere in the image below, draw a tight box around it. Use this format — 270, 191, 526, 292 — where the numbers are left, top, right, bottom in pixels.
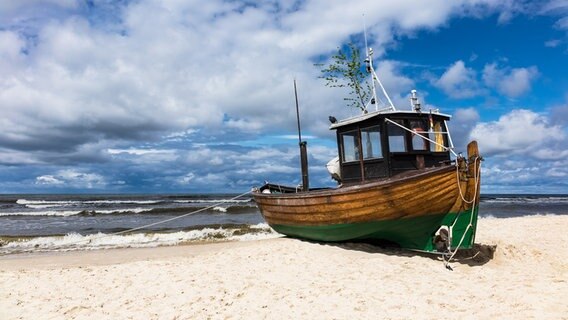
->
304, 239, 498, 267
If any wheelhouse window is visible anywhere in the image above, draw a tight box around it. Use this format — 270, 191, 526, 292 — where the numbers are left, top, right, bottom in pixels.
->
387, 121, 407, 152
410, 120, 429, 151
430, 121, 447, 152
341, 130, 360, 162
361, 125, 383, 159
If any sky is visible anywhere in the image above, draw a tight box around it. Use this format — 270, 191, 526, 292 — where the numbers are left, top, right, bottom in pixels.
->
0, 0, 567, 194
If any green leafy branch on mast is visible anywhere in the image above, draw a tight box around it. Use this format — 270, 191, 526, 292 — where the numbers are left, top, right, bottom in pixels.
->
315, 43, 372, 112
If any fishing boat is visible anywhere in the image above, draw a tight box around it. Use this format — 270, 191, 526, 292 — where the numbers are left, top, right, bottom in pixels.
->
252, 48, 482, 254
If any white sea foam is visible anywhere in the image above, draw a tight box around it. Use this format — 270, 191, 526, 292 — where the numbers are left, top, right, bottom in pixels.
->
212, 206, 228, 213
26, 204, 69, 209
174, 199, 251, 204
250, 222, 270, 229
16, 198, 249, 211
482, 196, 568, 204
0, 224, 281, 254
0, 210, 84, 217
479, 213, 561, 220
0, 208, 152, 217
16, 199, 78, 208
83, 200, 161, 205
16, 199, 161, 209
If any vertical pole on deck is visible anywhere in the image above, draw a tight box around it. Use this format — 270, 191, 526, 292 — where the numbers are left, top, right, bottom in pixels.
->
294, 79, 309, 191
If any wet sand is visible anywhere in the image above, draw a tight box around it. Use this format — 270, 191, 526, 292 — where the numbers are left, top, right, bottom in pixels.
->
1, 215, 567, 319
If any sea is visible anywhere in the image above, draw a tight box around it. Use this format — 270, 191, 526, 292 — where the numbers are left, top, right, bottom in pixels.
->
0, 193, 566, 255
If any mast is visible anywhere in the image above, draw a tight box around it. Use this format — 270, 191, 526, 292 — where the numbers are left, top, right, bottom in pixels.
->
362, 17, 395, 112
294, 80, 309, 191
363, 15, 378, 112
366, 47, 395, 111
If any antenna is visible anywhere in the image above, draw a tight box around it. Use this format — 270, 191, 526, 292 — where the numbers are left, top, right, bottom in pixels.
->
370, 57, 396, 111
363, 14, 369, 56
294, 79, 302, 144
366, 48, 379, 111
293, 79, 309, 191
362, 15, 396, 112
363, 14, 378, 112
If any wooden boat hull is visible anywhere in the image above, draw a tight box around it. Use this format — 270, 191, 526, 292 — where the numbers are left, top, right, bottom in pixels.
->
253, 141, 481, 252
269, 209, 478, 251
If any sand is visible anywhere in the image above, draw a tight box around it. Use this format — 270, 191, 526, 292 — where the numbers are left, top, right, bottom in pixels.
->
1, 215, 567, 320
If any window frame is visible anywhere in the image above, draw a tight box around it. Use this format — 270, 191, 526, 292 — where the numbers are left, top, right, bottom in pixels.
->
340, 129, 360, 163
409, 119, 430, 151
387, 120, 408, 153
360, 125, 383, 160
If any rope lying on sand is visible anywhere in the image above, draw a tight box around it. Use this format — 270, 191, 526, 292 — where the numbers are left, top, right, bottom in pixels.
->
0, 190, 253, 256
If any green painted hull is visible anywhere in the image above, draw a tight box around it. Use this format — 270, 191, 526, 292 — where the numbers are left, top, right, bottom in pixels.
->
270, 207, 479, 252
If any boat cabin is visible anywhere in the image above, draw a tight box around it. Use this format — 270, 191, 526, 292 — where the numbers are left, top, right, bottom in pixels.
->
329, 110, 452, 184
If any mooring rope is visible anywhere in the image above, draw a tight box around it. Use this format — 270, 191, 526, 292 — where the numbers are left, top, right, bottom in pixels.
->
0, 190, 253, 256
456, 156, 481, 205
444, 157, 482, 269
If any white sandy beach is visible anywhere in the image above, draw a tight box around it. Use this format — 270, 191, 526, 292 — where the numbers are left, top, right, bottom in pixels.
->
1, 215, 567, 320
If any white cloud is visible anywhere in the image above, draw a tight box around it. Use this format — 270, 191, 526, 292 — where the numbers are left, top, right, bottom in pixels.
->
0, 31, 24, 60
179, 172, 195, 184
532, 148, 568, 161
481, 163, 541, 184
277, 135, 317, 140
35, 175, 64, 185
546, 167, 568, 177
432, 60, 539, 101
58, 169, 107, 188
107, 148, 178, 163
107, 148, 176, 156
550, 104, 568, 125
224, 118, 264, 132
454, 108, 480, 123
374, 60, 415, 108
556, 16, 568, 29
470, 109, 564, 155
35, 169, 107, 189
450, 106, 568, 193
0, 149, 44, 165
0, 0, 78, 25
433, 60, 481, 99
479, 156, 568, 193
545, 39, 562, 47
491, 0, 537, 25
0, 0, 555, 192
0, 0, 518, 164
184, 148, 229, 166
448, 107, 481, 150
541, 0, 568, 30
541, 0, 568, 12
482, 63, 539, 98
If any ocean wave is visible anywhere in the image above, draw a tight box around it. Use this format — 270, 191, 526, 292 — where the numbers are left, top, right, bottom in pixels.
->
481, 196, 568, 204
25, 204, 73, 209
0, 208, 152, 217
143, 205, 256, 215
173, 199, 252, 204
0, 204, 256, 217
0, 223, 280, 255
84, 200, 162, 205
16, 199, 78, 208
479, 213, 565, 219
16, 199, 162, 209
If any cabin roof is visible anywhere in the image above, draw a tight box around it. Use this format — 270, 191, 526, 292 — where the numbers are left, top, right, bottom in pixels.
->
329, 110, 452, 130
